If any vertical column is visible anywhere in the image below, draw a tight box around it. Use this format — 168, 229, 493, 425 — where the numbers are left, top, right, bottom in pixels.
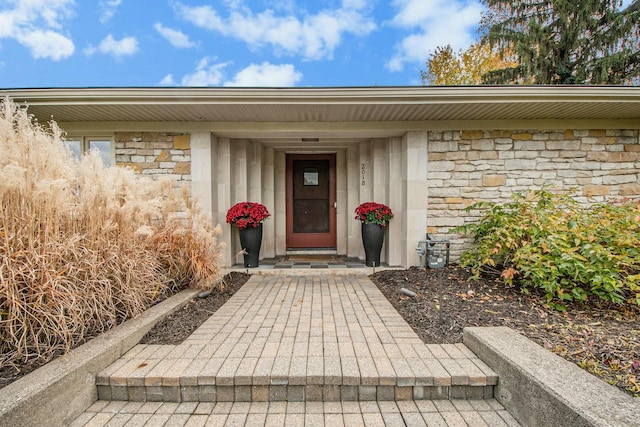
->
274, 151, 287, 255
233, 139, 249, 202
336, 149, 348, 255
346, 145, 362, 259
230, 139, 250, 265
372, 139, 388, 263
248, 141, 263, 202
358, 141, 373, 203
403, 131, 428, 267
190, 132, 216, 223
372, 139, 388, 203
217, 138, 232, 266
262, 147, 275, 258
387, 137, 403, 267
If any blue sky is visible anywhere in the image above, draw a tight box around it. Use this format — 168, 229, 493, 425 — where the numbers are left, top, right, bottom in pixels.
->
0, 0, 632, 88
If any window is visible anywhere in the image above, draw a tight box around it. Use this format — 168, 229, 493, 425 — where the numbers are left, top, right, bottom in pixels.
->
64, 136, 114, 166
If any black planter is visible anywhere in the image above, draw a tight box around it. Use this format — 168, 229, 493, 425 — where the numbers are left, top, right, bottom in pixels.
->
361, 222, 385, 267
239, 224, 263, 268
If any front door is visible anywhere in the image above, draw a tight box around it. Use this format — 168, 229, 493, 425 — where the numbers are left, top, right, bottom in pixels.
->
286, 154, 336, 248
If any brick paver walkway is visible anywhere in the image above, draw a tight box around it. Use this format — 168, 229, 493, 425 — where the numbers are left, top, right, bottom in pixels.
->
73, 274, 520, 426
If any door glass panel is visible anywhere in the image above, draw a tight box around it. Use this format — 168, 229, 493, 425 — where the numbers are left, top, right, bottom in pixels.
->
293, 160, 329, 233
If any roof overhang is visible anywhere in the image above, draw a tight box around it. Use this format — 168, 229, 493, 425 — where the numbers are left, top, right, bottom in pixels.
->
2, 86, 639, 140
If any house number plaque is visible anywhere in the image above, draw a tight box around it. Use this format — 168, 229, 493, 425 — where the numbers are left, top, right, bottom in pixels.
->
361, 163, 366, 186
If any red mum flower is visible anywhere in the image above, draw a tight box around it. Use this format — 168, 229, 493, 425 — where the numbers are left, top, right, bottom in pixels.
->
227, 202, 271, 229
354, 202, 394, 226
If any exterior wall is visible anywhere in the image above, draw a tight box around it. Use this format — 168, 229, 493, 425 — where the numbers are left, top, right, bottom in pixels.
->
427, 129, 640, 261
108, 130, 429, 268
115, 132, 191, 182
112, 127, 640, 268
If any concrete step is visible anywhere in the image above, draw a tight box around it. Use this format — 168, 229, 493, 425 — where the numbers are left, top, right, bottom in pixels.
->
96, 343, 497, 402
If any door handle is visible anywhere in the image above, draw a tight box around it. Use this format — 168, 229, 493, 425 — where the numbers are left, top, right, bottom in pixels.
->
333, 202, 337, 209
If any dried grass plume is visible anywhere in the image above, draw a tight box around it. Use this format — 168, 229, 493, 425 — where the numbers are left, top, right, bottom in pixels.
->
0, 97, 223, 369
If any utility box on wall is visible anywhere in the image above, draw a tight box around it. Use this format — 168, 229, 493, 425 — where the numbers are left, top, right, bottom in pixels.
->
417, 235, 450, 269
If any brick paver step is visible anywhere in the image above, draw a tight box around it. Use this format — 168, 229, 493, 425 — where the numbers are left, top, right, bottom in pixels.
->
73, 399, 521, 427
96, 275, 497, 403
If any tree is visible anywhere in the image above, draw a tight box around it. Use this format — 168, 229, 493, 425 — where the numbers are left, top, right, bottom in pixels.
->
421, 42, 518, 85
480, 0, 640, 85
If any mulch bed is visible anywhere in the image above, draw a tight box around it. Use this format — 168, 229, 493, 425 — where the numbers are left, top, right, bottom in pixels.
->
370, 266, 640, 398
140, 272, 250, 345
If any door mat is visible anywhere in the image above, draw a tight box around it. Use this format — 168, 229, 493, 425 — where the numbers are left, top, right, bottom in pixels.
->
285, 255, 342, 262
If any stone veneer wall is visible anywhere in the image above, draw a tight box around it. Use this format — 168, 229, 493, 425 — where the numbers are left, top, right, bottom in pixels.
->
114, 132, 191, 182
427, 129, 640, 260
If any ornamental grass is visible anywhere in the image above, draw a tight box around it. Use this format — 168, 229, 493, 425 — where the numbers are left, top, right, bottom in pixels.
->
0, 98, 223, 369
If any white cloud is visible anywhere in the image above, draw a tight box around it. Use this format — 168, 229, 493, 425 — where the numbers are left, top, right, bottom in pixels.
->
86, 34, 138, 58
154, 23, 196, 48
386, 0, 483, 71
174, 2, 376, 60
99, 0, 122, 22
159, 74, 176, 85
224, 62, 302, 86
17, 30, 75, 60
169, 58, 302, 87
0, 0, 75, 60
180, 57, 230, 86
269, 0, 296, 13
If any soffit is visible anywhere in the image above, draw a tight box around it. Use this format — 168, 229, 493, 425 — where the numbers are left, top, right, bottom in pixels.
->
2, 86, 640, 124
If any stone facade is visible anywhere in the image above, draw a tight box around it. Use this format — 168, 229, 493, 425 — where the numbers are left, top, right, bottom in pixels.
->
111, 128, 640, 266
427, 129, 640, 260
114, 132, 191, 182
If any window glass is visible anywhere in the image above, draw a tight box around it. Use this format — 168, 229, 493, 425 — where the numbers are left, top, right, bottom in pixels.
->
64, 140, 82, 160
88, 140, 113, 166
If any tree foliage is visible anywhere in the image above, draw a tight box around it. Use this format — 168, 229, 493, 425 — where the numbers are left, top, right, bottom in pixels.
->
421, 42, 518, 85
480, 0, 640, 84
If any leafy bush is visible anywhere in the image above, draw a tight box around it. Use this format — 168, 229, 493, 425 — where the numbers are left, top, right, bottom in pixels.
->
452, 187, 640, 310
0, 98, 223, 367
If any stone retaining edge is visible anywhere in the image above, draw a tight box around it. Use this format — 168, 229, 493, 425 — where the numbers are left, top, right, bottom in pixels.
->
0, 288, 198, 427
463, 326, 640, 427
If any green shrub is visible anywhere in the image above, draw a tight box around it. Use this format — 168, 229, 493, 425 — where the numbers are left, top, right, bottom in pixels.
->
452, 187, 640, 310
0, 98, 223, 367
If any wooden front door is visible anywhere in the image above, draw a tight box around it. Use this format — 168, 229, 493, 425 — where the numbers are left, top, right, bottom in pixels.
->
286, 154, 336, 248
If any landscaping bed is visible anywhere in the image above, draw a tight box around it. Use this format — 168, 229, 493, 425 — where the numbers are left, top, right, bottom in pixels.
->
140, 272, 250, 345
370, 266, 640, 398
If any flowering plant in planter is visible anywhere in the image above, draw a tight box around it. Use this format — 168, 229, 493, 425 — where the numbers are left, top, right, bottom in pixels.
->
226, 202, 271, 229
354, 202, 394, 227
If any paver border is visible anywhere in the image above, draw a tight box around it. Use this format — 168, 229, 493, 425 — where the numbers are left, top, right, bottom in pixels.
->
464, 326, 640, 427
0, 288, 198, 427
